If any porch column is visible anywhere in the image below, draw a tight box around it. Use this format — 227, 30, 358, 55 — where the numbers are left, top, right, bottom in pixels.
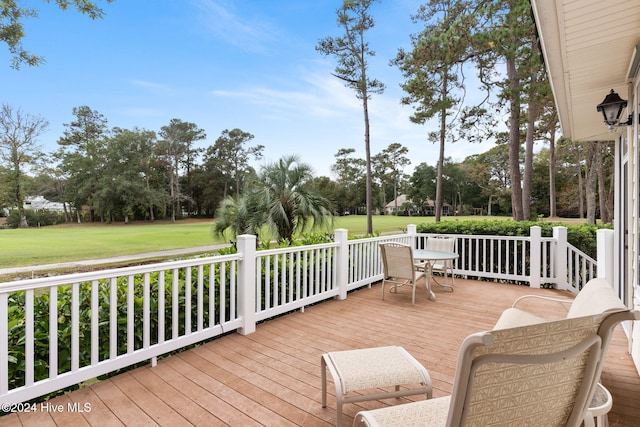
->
236, 234, 257, 335
335, 228, 348, 300
596, 228, 615, 286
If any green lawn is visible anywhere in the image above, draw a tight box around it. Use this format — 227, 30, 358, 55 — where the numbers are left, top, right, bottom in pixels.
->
0, 215, 503, 269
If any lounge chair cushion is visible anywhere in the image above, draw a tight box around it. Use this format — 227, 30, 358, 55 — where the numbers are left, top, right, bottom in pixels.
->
567, 278, 626, 318
357, 395, 450, 427
493, 307, 547, 330
494, 278, 627, 330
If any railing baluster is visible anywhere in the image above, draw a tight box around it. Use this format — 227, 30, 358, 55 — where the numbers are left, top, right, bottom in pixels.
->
209, 264, 216, 327
158, 270, 165, 344
50, 286, 58, 377
220, 263, 227, 324
273, 254, 279, 307
127, 276, 134, 354
0, 293, 8, 396
109, 278, 117, 359
172, 269, 179, 340
263, 256, 269, 310
143, 273, 150, 348
230, 260, 236, 320
72, 282, 80, 370
303, 250, 308, 299
295, 251, 304, 300
185, 267, 191, 335
25, 289, 34, 386
197, 265, 204, 332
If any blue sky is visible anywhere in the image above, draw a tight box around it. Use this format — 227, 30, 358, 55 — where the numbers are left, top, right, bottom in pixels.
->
2, 0, 498, 177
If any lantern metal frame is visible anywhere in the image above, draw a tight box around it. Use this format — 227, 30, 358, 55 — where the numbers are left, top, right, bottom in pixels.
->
596, 89, 633, 130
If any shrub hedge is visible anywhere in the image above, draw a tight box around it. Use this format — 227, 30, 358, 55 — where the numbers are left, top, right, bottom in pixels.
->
416, 219, 609, 259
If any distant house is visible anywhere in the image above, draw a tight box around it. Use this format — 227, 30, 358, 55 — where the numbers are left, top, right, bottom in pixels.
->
24, 196, 66, 212
384, 194, 412, 215
385, 194, 450, 216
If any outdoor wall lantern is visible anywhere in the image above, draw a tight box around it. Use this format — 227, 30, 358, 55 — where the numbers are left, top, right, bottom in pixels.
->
596, 89, 633, 130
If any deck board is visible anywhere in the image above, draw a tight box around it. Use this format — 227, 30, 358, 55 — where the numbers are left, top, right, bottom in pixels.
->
4, 278, 640, 426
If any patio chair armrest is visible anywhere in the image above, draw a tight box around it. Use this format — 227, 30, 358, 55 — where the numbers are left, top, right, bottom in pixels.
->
511, 294, 573, 310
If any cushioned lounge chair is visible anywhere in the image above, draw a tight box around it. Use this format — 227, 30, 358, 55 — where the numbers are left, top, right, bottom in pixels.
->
354, 311, 626, 427
493, 278, 625, 330
353, 279, 639, 426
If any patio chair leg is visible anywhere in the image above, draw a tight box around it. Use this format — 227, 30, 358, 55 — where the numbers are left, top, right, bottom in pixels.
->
321, 356, 327, 408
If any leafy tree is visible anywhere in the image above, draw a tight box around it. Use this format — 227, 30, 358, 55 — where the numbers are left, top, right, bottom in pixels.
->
157, 119, 206, 222
189, 163, 226, 217
307, 175, 341, 212
316, 0, 384, 234
531, 147, 551, 217
411, 0, 544, 220
214, 155, 334, 244
1, 0, 113, 69
57, 105, 109, 222
442, 159, 467, 215
31, 156, 72, 222
205, 128, 263, 200
536, 97, 559, 217
598, 142, 614, 224
0, 103, 48, 227
462, 144, 512, 215
372, 143, 409, 213
331, 148, 366, 215
96, 127, 162, 223
408, 162, 436, 214
556, 138, 586, 219
582, 141, 613, 225
393, 0, 469, 222
469, 0, 542, 220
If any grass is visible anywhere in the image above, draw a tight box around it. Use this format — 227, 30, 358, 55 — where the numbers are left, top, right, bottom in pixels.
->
0, 215, 514, 269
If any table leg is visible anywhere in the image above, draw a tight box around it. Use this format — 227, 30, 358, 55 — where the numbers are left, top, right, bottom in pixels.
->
425, 263, 436, 301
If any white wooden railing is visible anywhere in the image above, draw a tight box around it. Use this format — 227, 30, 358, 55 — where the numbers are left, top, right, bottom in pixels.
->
0, 225, 600, 406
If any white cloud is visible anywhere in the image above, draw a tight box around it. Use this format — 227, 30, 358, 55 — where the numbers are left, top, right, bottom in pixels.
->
129, 80, 171, 91
190, 0, 278, 53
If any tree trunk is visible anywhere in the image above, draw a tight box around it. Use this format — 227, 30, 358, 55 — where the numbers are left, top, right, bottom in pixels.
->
596, 142, 613, 223
523, 100, 539, 220
63, 202, 71, 223
585, 142, 597, 224
506, 57, 524, 221
607, 167, 615, 222
578, 160, 584, 219
363, 95, 373, 235
18, 209, 28, 228
435, 76, 448, 223
392, 183, 397, 214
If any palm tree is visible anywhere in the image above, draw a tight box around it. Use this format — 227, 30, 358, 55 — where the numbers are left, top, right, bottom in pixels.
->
214, 155, 335, 244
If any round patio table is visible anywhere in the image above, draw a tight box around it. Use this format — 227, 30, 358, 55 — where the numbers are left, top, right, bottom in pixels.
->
413, 249, 458, 301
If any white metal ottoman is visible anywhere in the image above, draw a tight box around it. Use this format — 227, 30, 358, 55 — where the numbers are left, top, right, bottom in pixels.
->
321, 346, 432, 427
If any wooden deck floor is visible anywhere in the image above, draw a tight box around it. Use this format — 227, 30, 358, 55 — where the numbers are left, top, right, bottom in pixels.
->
4, 279, 640, 426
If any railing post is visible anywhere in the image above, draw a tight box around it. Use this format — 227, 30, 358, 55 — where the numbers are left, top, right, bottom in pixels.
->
407, 224, 417, 248
335, 228, 348, 300
596, 228, 614, 286
529, 226, 541, 289
553, 226, 569, 290
237, 234, 257, 335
